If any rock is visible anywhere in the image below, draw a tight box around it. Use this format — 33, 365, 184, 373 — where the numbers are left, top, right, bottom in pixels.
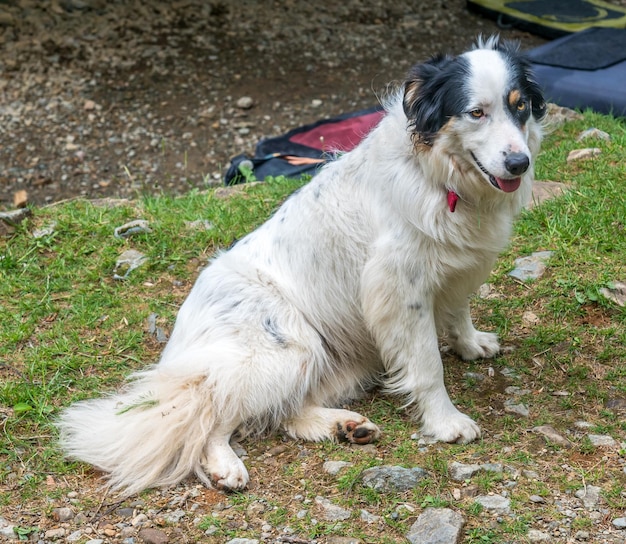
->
323, 460, 353, 475
448, 461, 482, 482
184, 219, 214, 231
605, 397, 626, 411
577, 128, 610, 142
521, 311, 540, 326
599, 282, 626, 307
575, 485, 602, 509
474, 495, 511, 514
546, 103, 584, 125
529, 495, 546, 503
527, 529, 551, 542
32, 222, 57, 238
567, 147, 601, 162
113, 249, 148, 280
114, 219, 152, 238
326, 538, 360, 544
574, 530, 590, 540
508, 251, 552, 281
138, 528, 169, 544
52, 507, 75, 522
0, 517, 17, 538
587, 434, 617, 447
360, 509, 381, 523
612, 517, 626, 529
236, 96, 254, 109
532, 425, 571, 447
13, 189, 28, 208
504, 399, 529, 417
163, 509, 185, 523
530, 181, 570, 208
406, 508, 465, 544
315, 496, 352, 521
44, 527, 66, 540
361, 465, 428, 492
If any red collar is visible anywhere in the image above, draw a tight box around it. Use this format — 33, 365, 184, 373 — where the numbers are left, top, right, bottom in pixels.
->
447, 190, 459, 212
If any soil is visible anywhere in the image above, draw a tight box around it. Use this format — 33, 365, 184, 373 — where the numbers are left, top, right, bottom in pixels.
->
0, 0, 551, 210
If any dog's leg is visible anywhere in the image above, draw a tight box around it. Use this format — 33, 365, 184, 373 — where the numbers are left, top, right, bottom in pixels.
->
202, 430, 249, 491
362, 257, 481, 445
282, 405, 381, 445
445, 303, 500, 361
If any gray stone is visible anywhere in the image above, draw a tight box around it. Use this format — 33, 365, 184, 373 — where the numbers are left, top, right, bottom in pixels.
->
508, 251, 553, 281
567, 148, 601, 162
0, 516, 17, 539
612, 517, 626, 529
406, 508, 465, 544
236, 96, 254, 109
163, 508, 185, 523
587, 434, 617, 447
114, 219, 152, 238
323, 460, 353, 475
44, 528, 66, 540
448, 461, 482, 481
599, 282, 626, 307
577, 128, 611, 142
474, 495, 511, 514
527, 529, 551, 542
52, 507, 75, 522
113, 249, 148, 280
226, 540, 259, 544
574, 530, 590, 540
504, 399, 529, 417
575, 485, 602, 509
361, 465, 428, 492
533, 425, 571, 447
326, 538, 360, 544
360, 509, 381, 523
138, 528, 169, 544
529, 495, 546, 504
315, 496, 352, 521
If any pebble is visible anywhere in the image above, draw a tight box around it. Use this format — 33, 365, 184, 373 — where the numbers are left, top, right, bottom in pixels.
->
529, 495, 546, 503
406, 508, 465, 544
226, 539, 259, 544
567, 148, 602, 162
0, 517, 16, 538
599, 282, 626, 307
587, 434, 617, 447
361, 465, 428, 492
527, 529, 551, 542
575, 485, 602, 509
314, 496, 352, 521
52, 507, 75, 522
323, 460, 353, 475
236, 96, 254, 109
44, 527, 66, 540
113, 249, 148, 280
577, 127, 611, 141
474, 495, 511, 514
504, 399, 529, 417
532, 425, 571, 447
138, 528, 169, 544
448, 461, 482, 481
612, 517, 626, 529
508, 251, 553, 281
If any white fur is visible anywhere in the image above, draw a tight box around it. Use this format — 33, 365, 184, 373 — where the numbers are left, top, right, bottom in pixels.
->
58, 42, 543, 495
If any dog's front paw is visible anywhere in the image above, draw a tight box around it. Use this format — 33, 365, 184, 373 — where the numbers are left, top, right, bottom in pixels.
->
335, 418, 381, 445
452, 331, 500, 361
204, 443, 250, 491
421, 410, 481, 445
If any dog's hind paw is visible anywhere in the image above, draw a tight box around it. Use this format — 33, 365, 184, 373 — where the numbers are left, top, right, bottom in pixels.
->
335, 418, 381, 445
420, 411, 481, 445
452, 331, 500, 361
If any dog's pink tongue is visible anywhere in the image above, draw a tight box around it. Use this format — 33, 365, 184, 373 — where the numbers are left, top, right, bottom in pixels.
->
495, 177, 521, 193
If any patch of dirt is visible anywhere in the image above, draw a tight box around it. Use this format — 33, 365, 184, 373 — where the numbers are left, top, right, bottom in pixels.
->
0, 0, 550, 209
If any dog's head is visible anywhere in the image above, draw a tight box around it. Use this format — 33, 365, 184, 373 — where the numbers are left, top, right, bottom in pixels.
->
403, 36, 545, 194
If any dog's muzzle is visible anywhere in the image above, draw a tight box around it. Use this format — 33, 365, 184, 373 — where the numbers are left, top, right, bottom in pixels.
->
470, 152, 528, 193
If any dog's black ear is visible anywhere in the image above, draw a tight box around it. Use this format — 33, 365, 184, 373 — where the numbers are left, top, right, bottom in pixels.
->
403, 54, 466, 145
524, 75, 547, 121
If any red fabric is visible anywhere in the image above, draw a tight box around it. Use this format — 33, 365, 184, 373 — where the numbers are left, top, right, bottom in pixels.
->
288, 111, 385, 152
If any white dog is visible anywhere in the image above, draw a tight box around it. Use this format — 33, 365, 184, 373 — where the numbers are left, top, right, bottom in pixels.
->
58, 36, 545, 495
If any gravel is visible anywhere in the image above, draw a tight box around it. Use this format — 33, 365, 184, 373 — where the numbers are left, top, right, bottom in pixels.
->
0, 0, 551, 209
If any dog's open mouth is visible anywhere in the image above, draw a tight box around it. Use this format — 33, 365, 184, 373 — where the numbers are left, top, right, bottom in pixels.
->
470, 152, 521, 193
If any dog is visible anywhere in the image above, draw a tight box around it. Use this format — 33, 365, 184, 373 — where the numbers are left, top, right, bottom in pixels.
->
58, 36, 545, 495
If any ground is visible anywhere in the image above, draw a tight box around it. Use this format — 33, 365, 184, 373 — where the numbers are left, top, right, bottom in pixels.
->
0, 0, 550, 209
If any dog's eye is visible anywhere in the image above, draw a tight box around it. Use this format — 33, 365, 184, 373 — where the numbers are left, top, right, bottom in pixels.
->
517, 101, 527, 112
469, 109, 484, 119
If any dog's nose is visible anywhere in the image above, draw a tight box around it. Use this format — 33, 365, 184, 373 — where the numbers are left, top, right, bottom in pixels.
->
505, 153, 530, 176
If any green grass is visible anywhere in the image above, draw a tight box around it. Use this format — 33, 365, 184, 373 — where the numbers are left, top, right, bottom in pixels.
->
1, 110, 626, 542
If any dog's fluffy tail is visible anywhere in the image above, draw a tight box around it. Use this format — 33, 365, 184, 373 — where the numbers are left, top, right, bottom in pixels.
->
57, 362, 220, 496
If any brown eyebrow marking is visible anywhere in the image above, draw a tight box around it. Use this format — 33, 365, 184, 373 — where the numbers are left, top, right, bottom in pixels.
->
508, 89, 521, 106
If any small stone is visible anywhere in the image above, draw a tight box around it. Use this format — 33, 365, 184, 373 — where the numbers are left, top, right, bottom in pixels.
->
532, 425, 571, 447
314, 496, 352, 521
326, 538, 360, 544
587, 434, 617, 447
44, 527, 66, 540
574, 420, 593, 430
163, 509, 185, 523
114, 219, 152, 238
113, 249, 148, 280
504, 399, 529, 417
474, 495, 511, 514
13, 189, 28, 208
311, 99, 323, 107
236, 96, 254, 109
406, 508, 465, 544
574, 530, 590, 540
0, 517, 17, 539
323, 460, 353, 475
567, 148, 601, 162
522, 470, 540, 480
575, 485, 602, 509
449, 461, 482, 481
577, 128, 610, 142
361, 465, 428, 492
508, 251, 552, 281
131, 513, 148, 526
52, 507, 75, 522
599, 282, 626, 307
84, 99, 97, 110
226, 539, 260, 544
529, 495, 546, 503
612, 517, 626, 529
360, 509, 381, 523
138, 528, 169, 544
527, 529, 551, 542
522, 311, 540, 326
